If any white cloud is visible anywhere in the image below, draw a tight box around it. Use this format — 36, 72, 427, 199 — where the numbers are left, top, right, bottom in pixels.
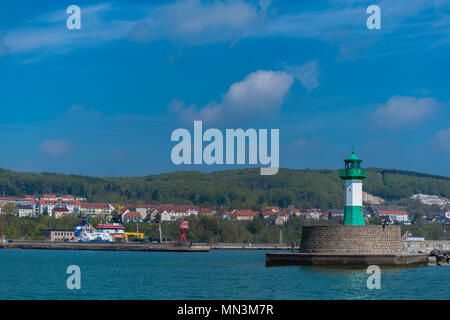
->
174, 70, 294, 125
2, 0, 265, 57
39, 139, 71, 156
132, 0, 262, 44
372, 96, 437, 127
432, 127, 450, 151
285, 60, 321, 90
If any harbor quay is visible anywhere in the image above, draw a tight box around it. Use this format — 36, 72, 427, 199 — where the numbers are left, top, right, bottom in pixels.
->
0, 241, 211, 252
0, 240, 292, 252
266, 252, 429, 268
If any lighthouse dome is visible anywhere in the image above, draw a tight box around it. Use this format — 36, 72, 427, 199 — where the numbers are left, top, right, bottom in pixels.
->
345, 148, 362, 162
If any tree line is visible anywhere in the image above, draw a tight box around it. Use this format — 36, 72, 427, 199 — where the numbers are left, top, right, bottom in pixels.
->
0, 167, 448, 210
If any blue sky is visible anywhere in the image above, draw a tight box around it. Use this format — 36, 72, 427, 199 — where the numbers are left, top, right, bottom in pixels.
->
0, 0, 449, 177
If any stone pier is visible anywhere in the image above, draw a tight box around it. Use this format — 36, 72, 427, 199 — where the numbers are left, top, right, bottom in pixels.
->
266, 225, 428, 268
300, 225, 402, 254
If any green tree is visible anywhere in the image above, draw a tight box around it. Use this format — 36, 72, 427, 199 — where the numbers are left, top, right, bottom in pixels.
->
7, 226, 19, 239
246, 215, 265, 234
2, 203, 16, 215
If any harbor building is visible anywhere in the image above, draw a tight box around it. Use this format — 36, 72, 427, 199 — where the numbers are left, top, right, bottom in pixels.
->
367, 205, 410, 223
14, 205, 34, 218
49, 229, 75, 242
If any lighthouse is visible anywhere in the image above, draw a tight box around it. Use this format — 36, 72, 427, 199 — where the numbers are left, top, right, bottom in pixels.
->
339, 146, 367, 225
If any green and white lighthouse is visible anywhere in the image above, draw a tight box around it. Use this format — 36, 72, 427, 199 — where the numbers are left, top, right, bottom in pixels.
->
339, 146, 367, 225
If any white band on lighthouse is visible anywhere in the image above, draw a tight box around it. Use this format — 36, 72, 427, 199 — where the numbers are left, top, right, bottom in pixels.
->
345, 180, 362, 207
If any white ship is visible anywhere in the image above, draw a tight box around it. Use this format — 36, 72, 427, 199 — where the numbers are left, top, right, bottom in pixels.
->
74, 217, 112, 242
96, 222, 125, 242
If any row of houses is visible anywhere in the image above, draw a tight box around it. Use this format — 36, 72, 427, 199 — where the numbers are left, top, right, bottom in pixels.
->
423, 210, 450, 223
0, 195, 109, 218
120, 205, 214, 223
1, 195, 427, 225
106, 203, 447, 225
215, 205, 414, 225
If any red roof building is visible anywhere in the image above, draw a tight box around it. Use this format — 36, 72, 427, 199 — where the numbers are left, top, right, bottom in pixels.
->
230, 209, 259, 221
377, 210, 409, 223
53, 207, 70, 218
122, 211, 143, 223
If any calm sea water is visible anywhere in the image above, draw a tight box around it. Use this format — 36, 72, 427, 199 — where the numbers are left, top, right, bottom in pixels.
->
0, 249, 448, 300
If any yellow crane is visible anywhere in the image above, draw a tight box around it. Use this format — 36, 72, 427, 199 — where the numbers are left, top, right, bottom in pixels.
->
124, 232, 145, 241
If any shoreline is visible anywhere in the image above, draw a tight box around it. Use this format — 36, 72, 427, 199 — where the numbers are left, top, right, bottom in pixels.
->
0, 241, 292, 252
2, 240, 448, 254
0, 241, 210, 252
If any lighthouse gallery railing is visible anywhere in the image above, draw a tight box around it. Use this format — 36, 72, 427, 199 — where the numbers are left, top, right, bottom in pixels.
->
339, 168, 367, 179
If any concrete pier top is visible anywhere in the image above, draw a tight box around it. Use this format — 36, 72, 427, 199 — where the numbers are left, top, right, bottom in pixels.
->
0, 241, 211, 252
266, 252, 429, 268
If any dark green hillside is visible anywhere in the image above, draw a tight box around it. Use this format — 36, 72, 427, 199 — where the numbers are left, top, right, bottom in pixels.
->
0, 167, 448, 209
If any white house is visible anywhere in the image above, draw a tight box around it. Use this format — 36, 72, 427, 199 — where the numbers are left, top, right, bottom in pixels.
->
15, 205, 34, 218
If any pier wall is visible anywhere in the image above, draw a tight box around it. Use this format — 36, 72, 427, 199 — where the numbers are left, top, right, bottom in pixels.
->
300, 225, 402, 254
0, 241, 210, 252
403, 240, 450, 253
266, 252, 429, 267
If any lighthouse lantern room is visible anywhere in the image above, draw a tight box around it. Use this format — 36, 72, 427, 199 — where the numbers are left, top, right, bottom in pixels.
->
339, 146, 367, 226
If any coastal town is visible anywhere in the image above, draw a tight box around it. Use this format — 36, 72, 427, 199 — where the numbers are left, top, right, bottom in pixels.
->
1, 193, 449, 230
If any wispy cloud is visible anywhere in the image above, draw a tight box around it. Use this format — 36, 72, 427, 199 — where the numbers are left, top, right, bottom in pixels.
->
431, 127, 450, 151
2, 3, 135, 56
286, 136, 323, 157
39, 139, 72, 157
2, 0, 449, 60
0, 38, 8, 57
129, 0, 264, 45
285, 60, 321, 90
1, 0, 264, 58
371, 96, 438, 127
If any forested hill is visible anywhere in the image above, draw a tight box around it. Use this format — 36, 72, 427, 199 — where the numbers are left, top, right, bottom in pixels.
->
0, 168, 448, 210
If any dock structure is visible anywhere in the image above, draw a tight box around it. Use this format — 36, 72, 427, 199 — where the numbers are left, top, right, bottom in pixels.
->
211, 243, 289, 250
266, 252, 429, 268
266, 225, 429, 267
0, 241, 211, 252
